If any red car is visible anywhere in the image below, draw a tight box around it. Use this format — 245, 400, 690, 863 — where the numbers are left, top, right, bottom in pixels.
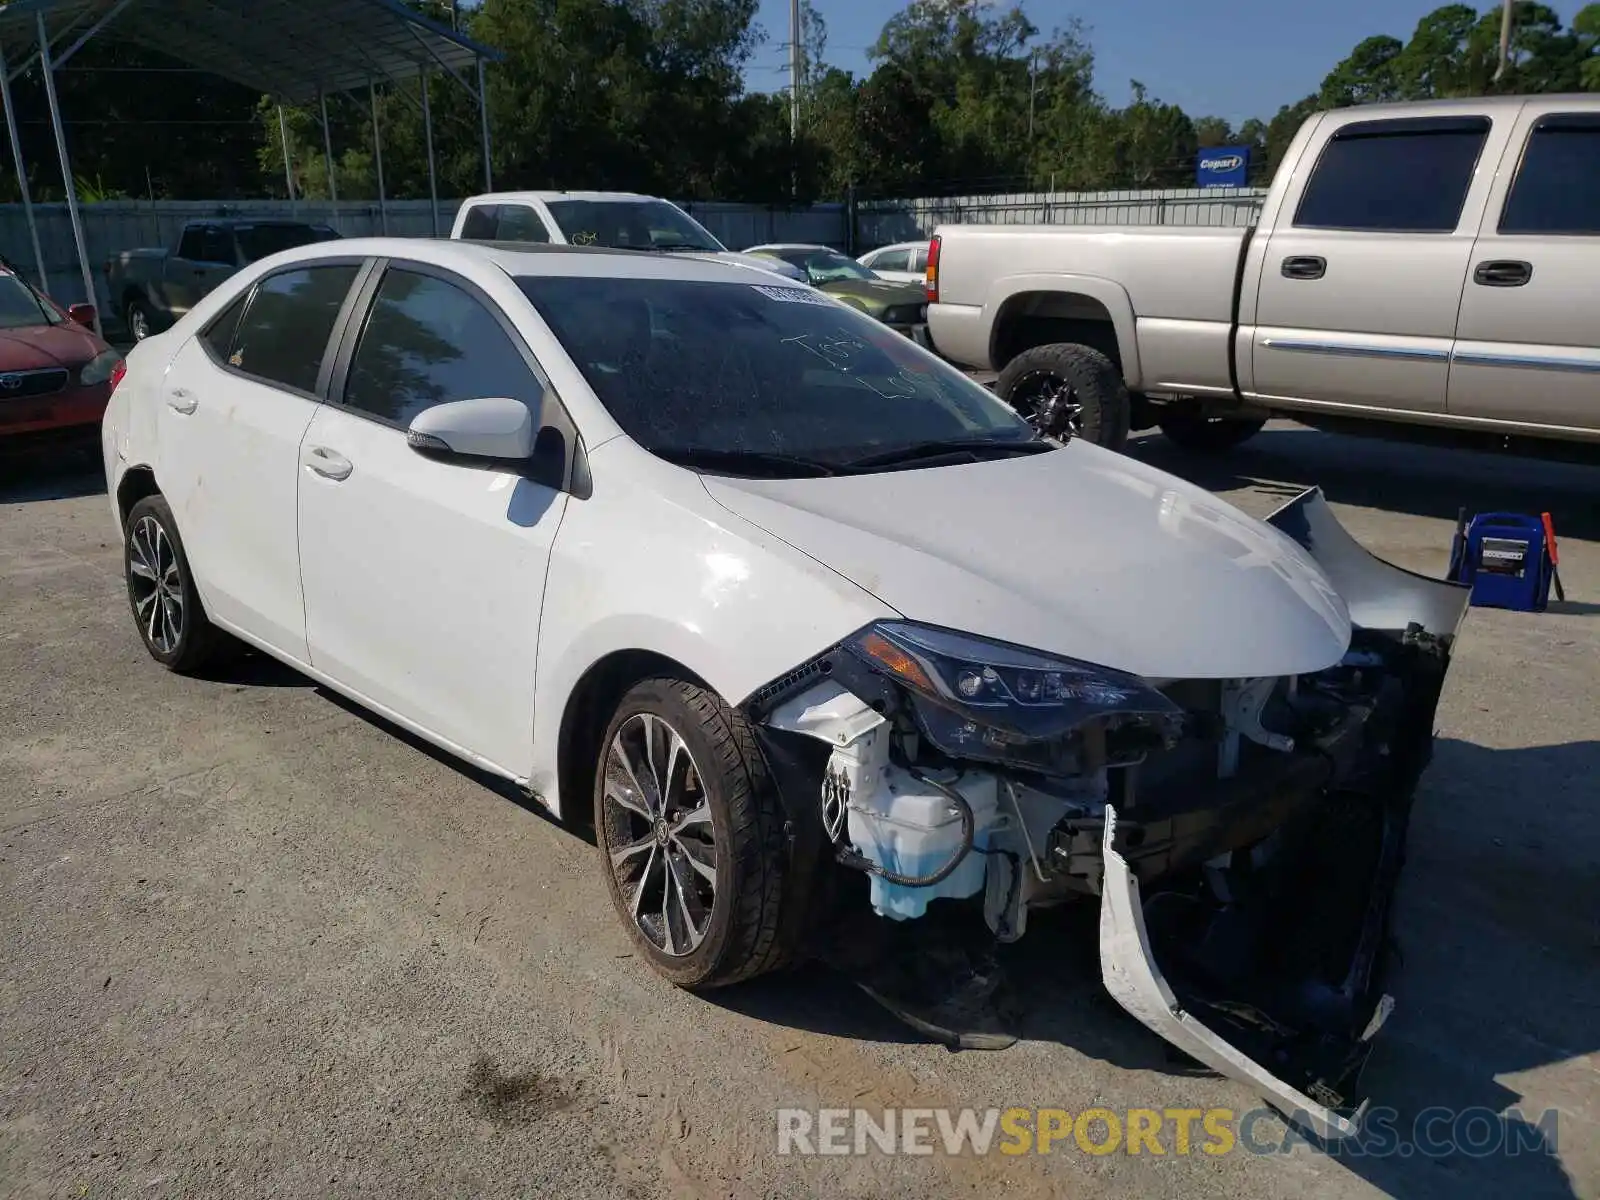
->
0, 265, 124, 444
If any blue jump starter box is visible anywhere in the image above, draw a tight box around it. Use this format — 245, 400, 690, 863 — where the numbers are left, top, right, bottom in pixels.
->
1446, 512, 1554, 613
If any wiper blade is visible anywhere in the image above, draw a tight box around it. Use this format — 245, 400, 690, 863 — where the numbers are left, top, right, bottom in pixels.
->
656, 446, 836, 477
838, 438, 1054, 472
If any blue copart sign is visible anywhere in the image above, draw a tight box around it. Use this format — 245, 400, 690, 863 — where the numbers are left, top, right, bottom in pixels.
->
1197, 146, 1249, 188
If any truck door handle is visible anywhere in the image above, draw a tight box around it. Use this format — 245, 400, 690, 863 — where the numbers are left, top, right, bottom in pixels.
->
1473, 259, 1532, 287
1281, 255, 1327, 280
303, 445, 353, 481
165, 388, 197, 415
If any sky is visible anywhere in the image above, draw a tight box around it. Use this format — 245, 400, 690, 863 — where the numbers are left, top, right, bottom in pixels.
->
744, 0, 1590, 126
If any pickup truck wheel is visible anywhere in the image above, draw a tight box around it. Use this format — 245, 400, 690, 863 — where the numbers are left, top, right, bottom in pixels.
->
125, 297, 156, 342
1158, 413, 1267, 453
996, 343, 1130, 451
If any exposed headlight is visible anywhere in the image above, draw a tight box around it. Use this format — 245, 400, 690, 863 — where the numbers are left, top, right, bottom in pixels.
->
79, 348, 123, 386
845, 621, 1181, 770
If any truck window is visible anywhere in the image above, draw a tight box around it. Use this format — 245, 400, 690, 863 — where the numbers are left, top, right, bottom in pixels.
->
459, 204, 500, 240
199, 226, 234, 264
176, 226, 206, 260
493, 204, 550, 243
1499, 114, 1600, 235
1293, 116, 1489, 234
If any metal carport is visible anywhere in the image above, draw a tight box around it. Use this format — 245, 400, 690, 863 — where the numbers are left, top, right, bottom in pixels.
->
0, 0, 502, 335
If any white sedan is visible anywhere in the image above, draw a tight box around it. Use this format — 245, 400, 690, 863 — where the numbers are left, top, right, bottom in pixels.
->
101, 238, 1468, 1138
857, 240, 931, 284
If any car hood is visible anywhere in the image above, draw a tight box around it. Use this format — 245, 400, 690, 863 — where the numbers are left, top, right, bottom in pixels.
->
0, 322, 100, 370
821, 277, 927, 312
701, 445, 1354, 680
697, 251, 808, 282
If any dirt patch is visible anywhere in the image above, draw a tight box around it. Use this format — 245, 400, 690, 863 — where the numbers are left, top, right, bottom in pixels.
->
461, 1053, 579, 1125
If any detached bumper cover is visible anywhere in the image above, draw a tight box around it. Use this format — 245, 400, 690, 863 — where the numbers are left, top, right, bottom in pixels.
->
1099, 488, 1469, 1140
1101, 804, 1372, 1140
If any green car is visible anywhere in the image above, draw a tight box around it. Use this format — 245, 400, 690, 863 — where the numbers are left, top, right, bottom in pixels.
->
744, 243, 931, 345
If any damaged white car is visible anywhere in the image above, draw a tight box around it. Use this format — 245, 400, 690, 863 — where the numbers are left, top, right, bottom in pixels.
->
101, 240, 1468, 1141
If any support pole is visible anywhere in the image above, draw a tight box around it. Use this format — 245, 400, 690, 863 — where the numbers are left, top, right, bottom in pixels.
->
277, 103, 298, 209
788, 0, 801, 139
38, 12, 96, 334
319, 89, 337, 205
476, 57, 492, 193
369, 80, 387, 235
0, 44, 47, 293
421, 69, 439, 237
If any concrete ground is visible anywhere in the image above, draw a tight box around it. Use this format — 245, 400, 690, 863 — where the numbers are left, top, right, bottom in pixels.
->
1, 422, 1596, 1199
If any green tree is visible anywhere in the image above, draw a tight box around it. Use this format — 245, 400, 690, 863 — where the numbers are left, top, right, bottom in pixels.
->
1319, 35, 1405, 106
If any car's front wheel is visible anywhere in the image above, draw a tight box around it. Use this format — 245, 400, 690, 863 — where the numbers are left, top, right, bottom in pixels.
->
123, 494, 226, 673
594, 678, 793, 989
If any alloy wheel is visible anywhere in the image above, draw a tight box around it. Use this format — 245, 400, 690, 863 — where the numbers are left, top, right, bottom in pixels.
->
129, 307, 149, 341
601, 712, 718, 957
128, 514, 184, 654
1007, 369, 1084, 439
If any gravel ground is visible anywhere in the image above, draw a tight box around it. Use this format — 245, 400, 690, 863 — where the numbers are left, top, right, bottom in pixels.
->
1, 422, 1596, 1200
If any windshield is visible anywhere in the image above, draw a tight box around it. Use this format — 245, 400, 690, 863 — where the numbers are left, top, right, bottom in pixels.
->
235, 224, 340, 263
518, 276, 1032, 472
0, 272, 60, 329
767, 248, 878, 285
544, 199, 725, 253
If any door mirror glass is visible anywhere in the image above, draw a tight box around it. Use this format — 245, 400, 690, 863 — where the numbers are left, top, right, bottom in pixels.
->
67, 303, 96, 328
406, 395, 541, 463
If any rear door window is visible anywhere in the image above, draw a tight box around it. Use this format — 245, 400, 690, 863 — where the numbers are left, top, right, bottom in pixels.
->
459, 205, 500, 240
1293, 116, 1490, 233
494, 204, 550, 243
227, 264, 360, 394
1499, 115, 1600, 235
176, 226, 206, 260
871, 248, 910, 271
198, 226, 234, 265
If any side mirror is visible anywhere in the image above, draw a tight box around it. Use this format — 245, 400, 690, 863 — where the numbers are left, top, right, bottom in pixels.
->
406, 395, 540, 463
67, 303, 96, 328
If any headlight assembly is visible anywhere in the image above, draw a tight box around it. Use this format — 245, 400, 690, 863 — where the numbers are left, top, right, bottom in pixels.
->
79, 349, 124, 387
844, 621, 1181, 770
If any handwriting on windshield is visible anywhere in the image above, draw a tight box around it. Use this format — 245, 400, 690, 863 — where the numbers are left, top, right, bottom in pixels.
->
782, 332, 932, 399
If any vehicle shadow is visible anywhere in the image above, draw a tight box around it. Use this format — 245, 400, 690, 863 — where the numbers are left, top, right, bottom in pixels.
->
1127, 423, 1600, 543
0, 448, 106, 504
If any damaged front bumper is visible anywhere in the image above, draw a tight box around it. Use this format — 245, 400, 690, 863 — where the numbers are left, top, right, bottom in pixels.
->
751, 487, 1469, 1138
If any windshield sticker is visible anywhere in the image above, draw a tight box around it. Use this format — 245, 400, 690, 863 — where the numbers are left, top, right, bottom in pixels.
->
752, 284, 831, 306
571, 230, 597, 246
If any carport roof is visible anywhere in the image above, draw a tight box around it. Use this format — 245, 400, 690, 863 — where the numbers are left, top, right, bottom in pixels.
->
0, 0, 502, 103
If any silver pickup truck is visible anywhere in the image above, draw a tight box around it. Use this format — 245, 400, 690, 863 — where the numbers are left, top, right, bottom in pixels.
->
106, 218, 340, 342
927, 95, 1600, 452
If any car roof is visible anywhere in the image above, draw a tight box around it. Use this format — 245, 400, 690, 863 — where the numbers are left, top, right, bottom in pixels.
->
255, 236, 789, 284
865, 241, 929, 253
745, 243, 837, 253
463, 190, 663, 205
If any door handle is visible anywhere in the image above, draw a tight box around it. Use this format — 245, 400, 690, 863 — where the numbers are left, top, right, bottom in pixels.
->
1472, 259, 1532, 287
304, 445, 353, 481
1281, 255, 1327, 280
165, 387, 197, 415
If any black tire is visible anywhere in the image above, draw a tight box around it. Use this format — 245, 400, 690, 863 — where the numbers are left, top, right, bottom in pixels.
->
123, 494, 227, 673
1158, 413, 1267, 453
594, 678, 794, 990
125, 295, 157, 342
996, 342, 1131, 451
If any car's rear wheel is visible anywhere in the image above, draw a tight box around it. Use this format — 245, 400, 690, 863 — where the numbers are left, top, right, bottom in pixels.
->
594, 678, 792, 989
124, 495, 226, 673
996, 342, 1131, 451
1159, 412, 1267, 453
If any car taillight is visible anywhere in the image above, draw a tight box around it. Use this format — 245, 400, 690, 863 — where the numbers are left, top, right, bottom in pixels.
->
925, 234, 941, 304
108, 358, 127, 393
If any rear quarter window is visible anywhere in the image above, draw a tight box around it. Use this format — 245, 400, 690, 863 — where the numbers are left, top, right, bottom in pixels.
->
1499, 115, 1600, 235
226, 264, 359, 394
